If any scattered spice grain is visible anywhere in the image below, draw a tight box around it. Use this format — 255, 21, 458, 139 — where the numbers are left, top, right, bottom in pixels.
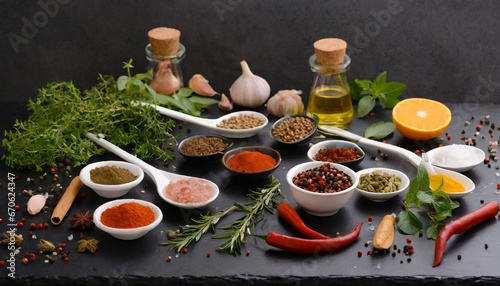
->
217, 114, 265, 129
90, 165, 137, 185
272, 116, 316, 142
101, 202, 155, 228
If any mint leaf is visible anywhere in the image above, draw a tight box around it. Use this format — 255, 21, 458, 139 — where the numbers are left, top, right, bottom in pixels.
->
427, 221, 439, 240
350, 71, 406, 118
357, 96, 376, 118
364, 121, 395, 139
397, 210, 423, 235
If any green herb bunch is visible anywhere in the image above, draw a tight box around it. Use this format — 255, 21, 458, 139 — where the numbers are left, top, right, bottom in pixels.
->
351, 71, 406, 118
397, 163, 459, 239
117, 59, 219, 116
2, 74, 176, 171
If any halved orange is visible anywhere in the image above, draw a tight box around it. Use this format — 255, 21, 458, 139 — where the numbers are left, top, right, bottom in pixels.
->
392, 98, 451, 141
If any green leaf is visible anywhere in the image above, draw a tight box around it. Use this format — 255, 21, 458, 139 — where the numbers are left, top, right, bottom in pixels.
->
357, 96, 376, 118
373, 71, 387, 90
350, 82, 365, 100
426, 221, 439, 240
117, 76, 129, 91
364, 121, 395, 139
383, 96, 400, 109
176, 87, 194, 99
416, 190, 434, 204
378, 93, 387, 108
397, 210, 423, 235
188, 95, 219, 107
354, 79, 372, 90
379, 81, 407, 98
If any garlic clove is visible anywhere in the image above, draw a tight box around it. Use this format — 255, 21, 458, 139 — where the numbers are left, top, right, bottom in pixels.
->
150, 61, 181, 95
188, 74, 218, 96
267, 89, 304, 117
27, 193, 48, 215
218, 93, 233, 111
229, 60, 270, 108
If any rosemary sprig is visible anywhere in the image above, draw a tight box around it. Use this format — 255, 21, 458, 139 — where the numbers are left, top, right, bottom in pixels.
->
160, 205, 237, 252
215, 176, 283, 255
160, 176, 283, 255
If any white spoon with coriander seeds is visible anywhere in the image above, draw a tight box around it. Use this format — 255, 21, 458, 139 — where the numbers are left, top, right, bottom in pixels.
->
138, 102, 268, 138
86, 133, 219, 209
318, 126, 475, 199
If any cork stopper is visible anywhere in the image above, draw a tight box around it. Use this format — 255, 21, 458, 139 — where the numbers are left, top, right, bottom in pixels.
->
313, 38, 347, 66
148, 27, 181, 56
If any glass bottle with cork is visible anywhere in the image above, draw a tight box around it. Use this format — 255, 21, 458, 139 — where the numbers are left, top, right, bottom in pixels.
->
306, 38, 354, 129
145, 27, 185, 95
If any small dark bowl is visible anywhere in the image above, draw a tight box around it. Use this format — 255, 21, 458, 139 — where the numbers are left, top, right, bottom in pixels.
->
179, 135, 233, 161
270, 115, 318, 146
222, 146, 282, 179
307, 140, 365, 169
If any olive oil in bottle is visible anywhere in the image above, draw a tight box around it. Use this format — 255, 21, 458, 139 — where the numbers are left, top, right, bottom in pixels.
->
307, 86, 353, 126
306, 38, 354, 129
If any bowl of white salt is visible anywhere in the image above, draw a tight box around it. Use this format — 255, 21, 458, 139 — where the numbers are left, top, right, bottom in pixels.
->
427, 144, 485, 173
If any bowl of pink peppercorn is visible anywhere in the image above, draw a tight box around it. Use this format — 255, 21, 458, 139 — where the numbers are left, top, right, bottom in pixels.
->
286, 161, 359, 216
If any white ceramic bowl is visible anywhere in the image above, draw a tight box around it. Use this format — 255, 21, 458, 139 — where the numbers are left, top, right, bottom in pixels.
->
286, 161, 359, 216
80, 161, 144, 198
307, 140, 365, 168
94, 199, 163, 240
355, 168, 410, 202
427, 144, 485, 173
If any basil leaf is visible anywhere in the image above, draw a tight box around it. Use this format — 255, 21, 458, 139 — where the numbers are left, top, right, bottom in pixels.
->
188, 95, 220, 106
357, 96, 376, 118
426, 221, 439, 240
372, 71, 387, 91
350, 82, 365, 100
383, 96, 400, 109
379, 81, 407, 98
364, 121, 395, 139
354, 79, 372, 89
397, 210, 423, 235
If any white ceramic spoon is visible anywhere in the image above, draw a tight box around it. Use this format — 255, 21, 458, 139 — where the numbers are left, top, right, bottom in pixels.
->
139, 102, 268, 138
86, 133, 219, 209
318, 126, 475, 199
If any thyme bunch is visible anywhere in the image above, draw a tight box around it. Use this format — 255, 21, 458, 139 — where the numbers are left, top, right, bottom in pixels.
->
162, 176, 283, 255
2, 75, 176, 171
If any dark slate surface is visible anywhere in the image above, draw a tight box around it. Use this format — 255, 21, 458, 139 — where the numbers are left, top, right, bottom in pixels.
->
1, 101, 500, 285
1, 0, 500, 104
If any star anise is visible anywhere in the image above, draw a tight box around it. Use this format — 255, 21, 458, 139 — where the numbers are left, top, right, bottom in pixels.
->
69, 210, 94, 230
77, 237, 99, 253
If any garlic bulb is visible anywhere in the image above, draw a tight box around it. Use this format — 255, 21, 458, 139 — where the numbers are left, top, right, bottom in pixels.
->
267, 89, 304, 117
188, 74, 218, 96
150, 61, 180, 95
27, 193, 48, 215
229, 60, 270, 108
218, 93, 233, 111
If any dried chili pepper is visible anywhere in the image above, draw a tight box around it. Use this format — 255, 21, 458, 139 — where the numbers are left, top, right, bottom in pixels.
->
277, 202, 329, 239
264, 221, 363, 254
433, 201, 499, 267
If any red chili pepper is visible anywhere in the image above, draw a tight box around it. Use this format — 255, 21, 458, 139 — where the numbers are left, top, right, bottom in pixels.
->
265, 221, 363, 254
277, 202, 330, 239
433, 201, 499, 267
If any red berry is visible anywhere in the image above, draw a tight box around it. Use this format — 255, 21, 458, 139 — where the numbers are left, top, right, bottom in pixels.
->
30, 223, 36, 229
182, 248, 188, 254
246, 250, 250, 256
367, 216, 373, 222
484, 157, 490, 164
369, 112, 375, 117
14, 205, 20, 211
476, 125, 482, 131
163, 162, 169, 167
60, 243, 67, 249
17, 222, 24, 228
497, 183, 500, 190
49, 167, 56, 173
357, 251, 362, 257
415, 149, 421, 155
0, 261, 5, 267
166, 256, 172, 262
22, 258, 29, 264
29, 231, 33, 236
44, 223, 49, 228
406, 238, 412, 244
38, 223, 44, 230
206, 252, 211, 258
64, 257, 69, 263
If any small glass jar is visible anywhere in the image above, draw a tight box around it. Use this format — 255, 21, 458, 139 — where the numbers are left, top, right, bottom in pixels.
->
145, 43, 186, 87
306, 53, 354, 128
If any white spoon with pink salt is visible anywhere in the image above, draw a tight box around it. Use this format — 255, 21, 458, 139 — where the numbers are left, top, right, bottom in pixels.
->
86, 133, 219, 209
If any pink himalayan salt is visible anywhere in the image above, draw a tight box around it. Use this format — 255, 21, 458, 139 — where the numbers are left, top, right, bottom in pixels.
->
164, 178, 214, 204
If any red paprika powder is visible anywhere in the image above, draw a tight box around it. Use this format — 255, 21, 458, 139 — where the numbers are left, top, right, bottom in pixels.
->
226, 151, 277, 172
101, 202, 155, 228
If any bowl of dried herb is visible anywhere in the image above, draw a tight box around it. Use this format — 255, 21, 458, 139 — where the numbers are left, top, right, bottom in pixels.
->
178, 135, 233, 161
79, 161, 144, 198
